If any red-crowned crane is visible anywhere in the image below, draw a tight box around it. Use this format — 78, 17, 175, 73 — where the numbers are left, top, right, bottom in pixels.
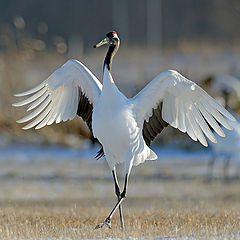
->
13, 31, 235, 230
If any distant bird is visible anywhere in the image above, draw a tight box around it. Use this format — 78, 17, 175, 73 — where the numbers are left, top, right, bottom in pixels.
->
201, 74, 240, 104
202, 74, 240, 180
208, 112, 240, 180
213, 74, 240, 99
13, 31, 235, 230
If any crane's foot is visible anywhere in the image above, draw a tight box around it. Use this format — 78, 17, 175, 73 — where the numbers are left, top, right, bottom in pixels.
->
95, 218, 111, 229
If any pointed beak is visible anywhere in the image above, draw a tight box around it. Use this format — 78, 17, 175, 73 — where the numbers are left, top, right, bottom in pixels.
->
94, 37, 109, 48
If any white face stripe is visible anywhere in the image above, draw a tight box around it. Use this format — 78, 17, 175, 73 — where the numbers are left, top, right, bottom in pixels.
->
112, 33, 120, 42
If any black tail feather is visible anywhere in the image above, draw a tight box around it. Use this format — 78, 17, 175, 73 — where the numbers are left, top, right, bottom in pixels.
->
95, 147, 104, 160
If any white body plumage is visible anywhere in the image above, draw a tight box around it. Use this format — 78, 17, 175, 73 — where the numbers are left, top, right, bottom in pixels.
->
92, 67, 156, 172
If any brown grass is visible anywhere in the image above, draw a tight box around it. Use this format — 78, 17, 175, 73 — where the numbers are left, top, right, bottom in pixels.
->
0, 157, 240, 239
0, 197, 239, 239
0, 156, 240, 239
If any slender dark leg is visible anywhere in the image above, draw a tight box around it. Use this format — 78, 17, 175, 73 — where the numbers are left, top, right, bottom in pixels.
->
206, 155, 215, 181
112, 169, 125, 230
223, 157, 230, 181
95, 173, 129, 229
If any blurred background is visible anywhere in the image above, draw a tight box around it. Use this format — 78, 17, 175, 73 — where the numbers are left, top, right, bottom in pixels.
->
1, 0, 240, 223
1, 0, 240, 145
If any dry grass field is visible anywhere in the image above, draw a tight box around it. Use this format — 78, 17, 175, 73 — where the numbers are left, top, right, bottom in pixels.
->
0, 153, 239, 239
0, 197, 240, 239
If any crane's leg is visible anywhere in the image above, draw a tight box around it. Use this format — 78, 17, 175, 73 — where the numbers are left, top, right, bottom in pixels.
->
206, 154, 215, 181
112, 169, 125, 230
223, 157, 230, 181
95, 173, 129, 229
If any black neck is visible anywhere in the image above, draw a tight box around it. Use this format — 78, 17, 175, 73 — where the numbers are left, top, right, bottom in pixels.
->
104, 44, 118, 71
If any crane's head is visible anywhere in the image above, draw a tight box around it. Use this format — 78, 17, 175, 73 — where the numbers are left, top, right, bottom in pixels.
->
94, 31, 120, 48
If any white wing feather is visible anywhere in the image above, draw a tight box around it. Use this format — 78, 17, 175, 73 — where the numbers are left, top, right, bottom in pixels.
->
13, 59, 102, 129
133, 70, 235, 147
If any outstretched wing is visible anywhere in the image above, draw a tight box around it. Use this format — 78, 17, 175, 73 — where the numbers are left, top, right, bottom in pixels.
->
13, 59, 102, 130
132, 70, 235, 147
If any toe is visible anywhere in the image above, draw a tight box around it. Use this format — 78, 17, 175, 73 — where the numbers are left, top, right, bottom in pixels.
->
95, 223, 104, 229
95, 219, 111, 229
